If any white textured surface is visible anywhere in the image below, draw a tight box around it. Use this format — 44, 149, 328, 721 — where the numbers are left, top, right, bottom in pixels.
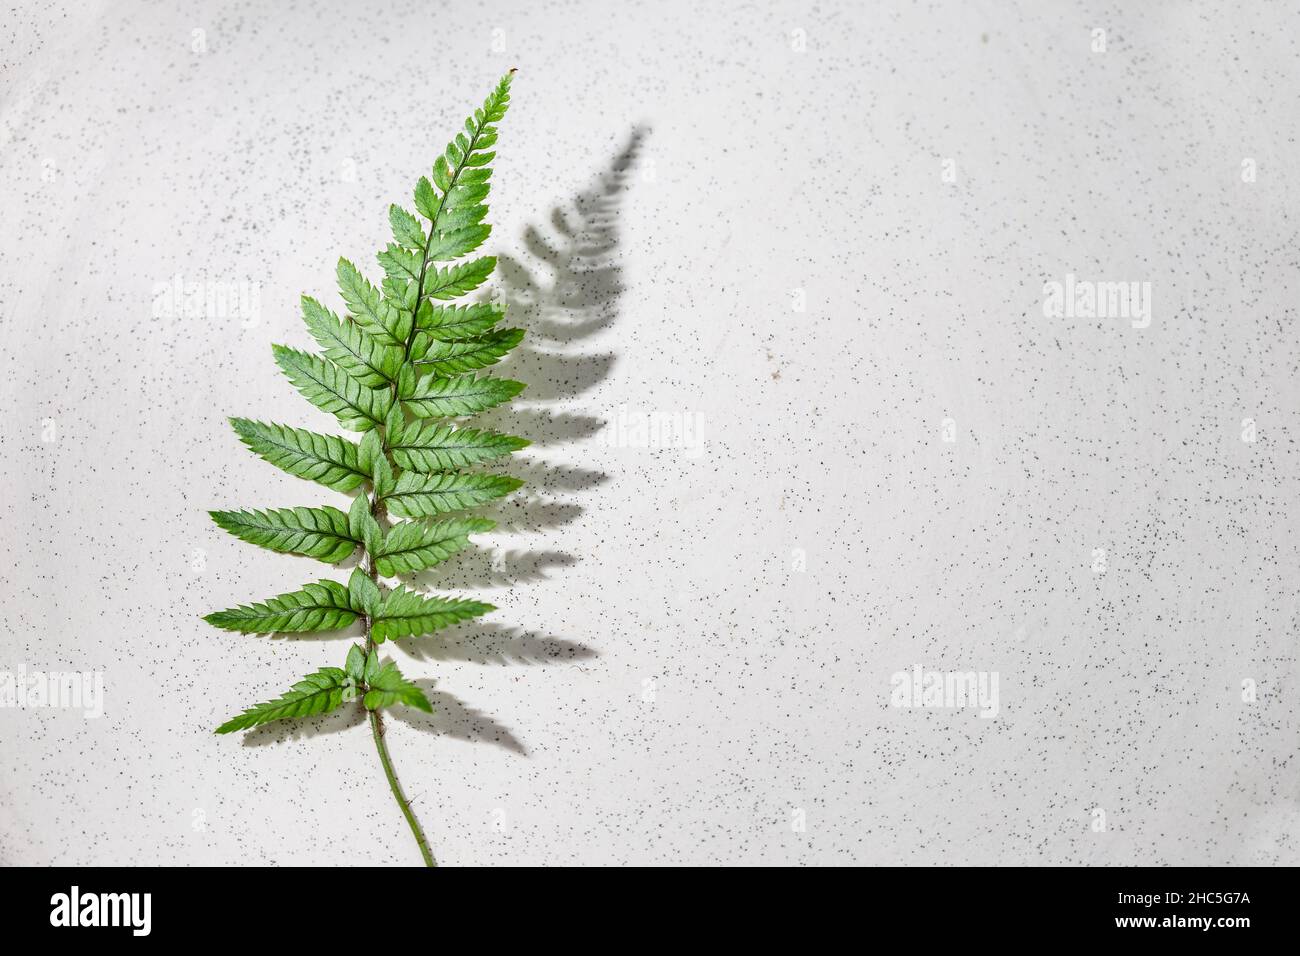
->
2, 0, 1299, 866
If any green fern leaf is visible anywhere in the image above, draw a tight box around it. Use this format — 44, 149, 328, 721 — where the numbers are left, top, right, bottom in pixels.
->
204, 580, 356, 634
371, 585, 494, 642
425, 224, 492, 262
413, 176, 439, 220
347, 567, 383, 618
345, 643, 366, 682
422, 256, 497, 300
399, 372, 525, 418
347, 493, 384, 557
230, 418, 369, 493
337, 257, 412, 346
411, 327, 524, 372
414, 301, 505, 341
356, 428, 383, 473
362, 652, 432, 711
209, 507, 357, 563
388, 420, 528, 472
374, 516, 495, 576
300, 295, 401, 387
435, 203, 490, 232
272, 345, 393, 431
371, 452, 395, 498
377, 244, 423, 285
383, 471, 523, 518
388, 205, 426, 250
215, 667, 353, 734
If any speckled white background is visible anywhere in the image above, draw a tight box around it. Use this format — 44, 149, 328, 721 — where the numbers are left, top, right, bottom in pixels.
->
2, 0, 1298, 866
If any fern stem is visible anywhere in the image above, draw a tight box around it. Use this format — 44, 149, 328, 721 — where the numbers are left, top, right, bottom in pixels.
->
358, 78, 514, 867
357, 97, 495, 869
368, 707, 436, 866
363, 495, 434, 866
362, 476, 432, 864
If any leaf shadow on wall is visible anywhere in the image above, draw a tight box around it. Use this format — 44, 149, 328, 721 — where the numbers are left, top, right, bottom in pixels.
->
243, 127, 648, 753
392, 125, 651, 714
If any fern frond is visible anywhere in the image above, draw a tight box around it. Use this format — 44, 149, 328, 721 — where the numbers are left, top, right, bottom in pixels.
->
215, 667, 353, 734
209, 73, 527, 865
209, 507, 358, 563
372, 586, 494, 642
383, 471, 524, 518
374, 516, 495, 576
399, 371, 525, 418
230, 418, 369, 492
204, 580, 356, 634
272, 345, 394, 431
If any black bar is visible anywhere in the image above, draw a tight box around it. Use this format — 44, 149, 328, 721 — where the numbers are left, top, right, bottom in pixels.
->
0, 866, 1288, 941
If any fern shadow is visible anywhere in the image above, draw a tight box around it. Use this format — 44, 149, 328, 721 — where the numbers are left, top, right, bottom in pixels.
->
240, 702, 365, 747
405, 547, 577, 590
495, 346, 616, 401
493, 458, 608, 493
474, 125, 647, 432
397, 622, 597, 666
392, 127, 647, 747
481, 408, 605, 446
390, 679, 528, 755
479, 497, 585, 533
471, 125, 647, 545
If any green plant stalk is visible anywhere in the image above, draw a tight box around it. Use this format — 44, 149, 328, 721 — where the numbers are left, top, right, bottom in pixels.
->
362, 485, 435, 866
369, 705, 435, 866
